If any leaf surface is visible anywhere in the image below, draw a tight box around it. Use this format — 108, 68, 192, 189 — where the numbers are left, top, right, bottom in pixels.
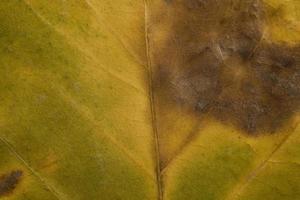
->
0, 0, 156, 199
0, 0, 300, 200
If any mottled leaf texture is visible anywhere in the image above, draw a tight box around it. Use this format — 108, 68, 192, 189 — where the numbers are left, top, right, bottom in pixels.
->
0, 0, 299, 200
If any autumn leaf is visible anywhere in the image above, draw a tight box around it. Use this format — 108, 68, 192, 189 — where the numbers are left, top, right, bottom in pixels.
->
0, 0, 300, 200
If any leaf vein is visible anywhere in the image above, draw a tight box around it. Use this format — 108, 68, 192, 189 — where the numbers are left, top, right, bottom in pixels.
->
20, 0, 146, 95
0, 136, 64, 200
144, 1, 163, 199
225, 124, 299, 200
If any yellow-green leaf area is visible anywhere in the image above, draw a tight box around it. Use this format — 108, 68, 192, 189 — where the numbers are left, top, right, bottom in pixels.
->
0, 0, 156, 199
164, 124, 255, 200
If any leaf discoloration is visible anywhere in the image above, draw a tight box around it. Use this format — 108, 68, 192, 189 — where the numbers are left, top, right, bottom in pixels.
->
0, 170, 23, 197
152, 0, 300, 135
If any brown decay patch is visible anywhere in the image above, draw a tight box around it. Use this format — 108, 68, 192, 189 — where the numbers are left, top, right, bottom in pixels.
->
152, 0, 300, 135
0, 170, 23, 197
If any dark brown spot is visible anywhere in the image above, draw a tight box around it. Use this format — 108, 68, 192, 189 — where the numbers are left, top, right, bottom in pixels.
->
152, 0, 300, 134
0, 170, 23, 197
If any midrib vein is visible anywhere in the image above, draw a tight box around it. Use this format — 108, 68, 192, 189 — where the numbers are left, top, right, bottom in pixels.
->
144, 1, 163, 200
20, 0, 163, 198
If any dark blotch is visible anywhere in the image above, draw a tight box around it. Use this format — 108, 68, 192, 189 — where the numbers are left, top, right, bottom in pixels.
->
152, 0, 300, 134
0, 170, 23, 196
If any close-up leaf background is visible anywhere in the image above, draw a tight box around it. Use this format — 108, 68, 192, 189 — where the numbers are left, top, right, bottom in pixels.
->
0, 0, 299, 200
